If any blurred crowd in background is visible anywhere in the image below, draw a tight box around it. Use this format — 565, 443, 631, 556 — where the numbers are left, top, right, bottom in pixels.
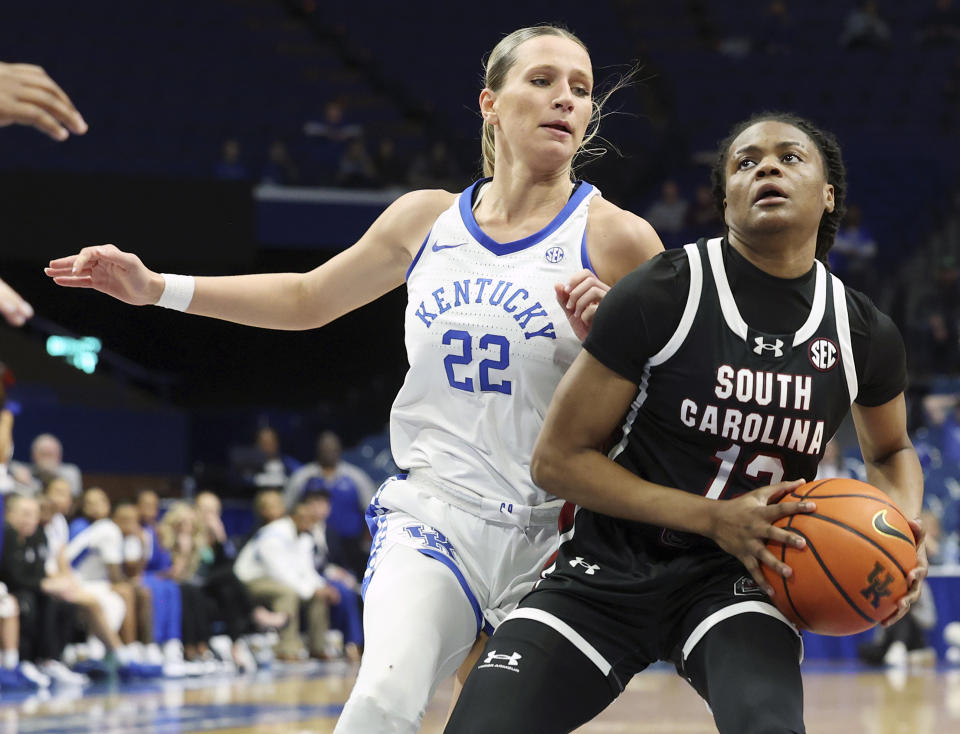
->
1, 0, 960, 683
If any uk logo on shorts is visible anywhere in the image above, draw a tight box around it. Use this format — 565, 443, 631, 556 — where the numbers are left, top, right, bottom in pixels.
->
404, 524, 457, 559
478, 650, 522, 672
544, 246, 565, 264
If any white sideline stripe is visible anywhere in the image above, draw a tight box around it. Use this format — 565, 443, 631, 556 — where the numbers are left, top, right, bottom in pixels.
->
505, 607, 612, 676
681, 601, 803, 664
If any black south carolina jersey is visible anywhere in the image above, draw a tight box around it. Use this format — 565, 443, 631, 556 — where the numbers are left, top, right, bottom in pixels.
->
581, 237, 907, 553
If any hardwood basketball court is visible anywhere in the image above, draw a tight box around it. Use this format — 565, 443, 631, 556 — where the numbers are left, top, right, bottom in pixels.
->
0, 660, 955, 733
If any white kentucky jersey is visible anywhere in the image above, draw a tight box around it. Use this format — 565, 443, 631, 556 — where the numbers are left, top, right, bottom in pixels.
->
389, 179, 601, 510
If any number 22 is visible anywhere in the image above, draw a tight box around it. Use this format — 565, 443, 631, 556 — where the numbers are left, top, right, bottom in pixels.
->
442, 329, 511, 395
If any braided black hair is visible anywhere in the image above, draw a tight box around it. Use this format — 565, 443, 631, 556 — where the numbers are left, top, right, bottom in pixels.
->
710, 111, 847, 266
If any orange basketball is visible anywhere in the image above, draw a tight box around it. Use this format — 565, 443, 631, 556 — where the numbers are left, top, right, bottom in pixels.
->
760, 478, 917, 636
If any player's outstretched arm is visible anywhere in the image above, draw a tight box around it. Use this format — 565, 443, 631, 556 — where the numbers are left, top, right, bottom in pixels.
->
0, 62, 87, 140
0, 276, 34, 326
45, 189, 453, 331
852, 395, 927, 626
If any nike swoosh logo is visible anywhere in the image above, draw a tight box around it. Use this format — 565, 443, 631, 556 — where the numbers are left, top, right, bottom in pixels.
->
872, 510, 913, 544
432, 242, 468, 252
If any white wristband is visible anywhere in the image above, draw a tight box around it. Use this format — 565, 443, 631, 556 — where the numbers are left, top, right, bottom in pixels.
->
156, 274, 196, 311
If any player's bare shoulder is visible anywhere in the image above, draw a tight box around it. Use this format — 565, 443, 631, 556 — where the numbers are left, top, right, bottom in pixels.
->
585, 196, 664, 285
380, 188, 458, 259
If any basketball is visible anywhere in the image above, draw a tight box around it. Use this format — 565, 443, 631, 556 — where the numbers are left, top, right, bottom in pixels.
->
761, 478, 917, 637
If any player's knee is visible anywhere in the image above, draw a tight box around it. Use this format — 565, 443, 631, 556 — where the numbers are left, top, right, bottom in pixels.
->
445, 694, 524, 734
350, 658, 432, 717
335, 694, 419, 734
713, 682, 803, 734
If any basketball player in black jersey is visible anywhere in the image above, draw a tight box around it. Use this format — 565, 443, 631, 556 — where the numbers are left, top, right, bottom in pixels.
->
445, 112, 926, 734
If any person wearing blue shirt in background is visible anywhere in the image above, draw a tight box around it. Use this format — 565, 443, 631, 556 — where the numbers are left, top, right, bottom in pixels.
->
286, 431, 376, 580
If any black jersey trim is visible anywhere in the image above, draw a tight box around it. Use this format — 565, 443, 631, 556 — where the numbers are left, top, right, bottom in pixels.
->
706, 238, 828, 348
610, 244, 703, 461
649, 243, 703, 366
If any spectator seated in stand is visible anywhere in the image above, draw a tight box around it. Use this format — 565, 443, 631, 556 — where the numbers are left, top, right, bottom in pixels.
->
0, 495, 53, 690
0, 378, 13, 494
136, 489, 184, 666
194, 490, 286, 672
111, 502, 159, 665
758, 0, 794, 54
840, 0, 892, 49
38, 481, 124, 681
240, 488, 287, 549
214, 138, 250, 181
260, 139, 300, 187
685, 183, 722, 234
65, 489, 160, 677
643, 180, 690, 236
336, 137, 378, 189
234, 496, 339, 661
302, 99, 362, 184
284, 431, 377, 581
407, 140, 462, 192
10, 433, 82, 497
301, 489, 363, 661
0, 494, 94, 687
229, 427, 302, 495
157, 502, 215, 668
373, 137, 409, 189
830, 204, 878, 291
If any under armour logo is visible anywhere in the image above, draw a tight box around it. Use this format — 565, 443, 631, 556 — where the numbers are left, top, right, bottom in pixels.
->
569, 556, 599, 575
753, 337, 784, 357
484, 650, 522, 666
860, 561, 894, 609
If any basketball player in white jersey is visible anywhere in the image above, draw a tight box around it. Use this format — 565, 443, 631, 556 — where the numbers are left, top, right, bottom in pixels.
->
45, 25, 662, 732
0, 60, 87, 326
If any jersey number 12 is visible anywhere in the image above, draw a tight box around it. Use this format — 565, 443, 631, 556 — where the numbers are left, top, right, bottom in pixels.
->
705, 443, 784, 499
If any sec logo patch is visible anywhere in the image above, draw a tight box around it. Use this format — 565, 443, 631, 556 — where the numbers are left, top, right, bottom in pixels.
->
544, 246, 565, 263
808, 337, 838, 371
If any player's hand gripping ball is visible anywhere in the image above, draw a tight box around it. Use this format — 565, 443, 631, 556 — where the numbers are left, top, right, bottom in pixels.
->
761, 478, 917, 636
